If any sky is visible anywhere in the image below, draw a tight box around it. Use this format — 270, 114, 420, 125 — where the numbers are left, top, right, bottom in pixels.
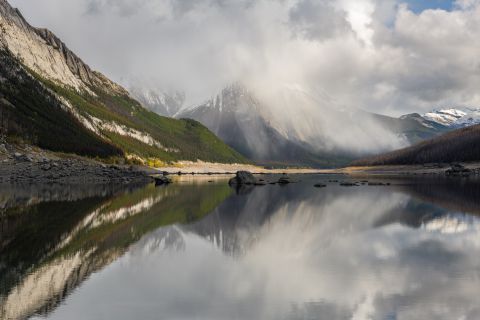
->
8, 0, 480, 116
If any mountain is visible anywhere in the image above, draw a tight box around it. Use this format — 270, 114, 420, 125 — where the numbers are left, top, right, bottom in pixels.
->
353, 124, 480, 166
177, 84, 448, 167
422, 107, 480, 128
128, 86, 185, 117
177, 84, 354, 167
0, 0, 246, 164
372, 112, 449, 143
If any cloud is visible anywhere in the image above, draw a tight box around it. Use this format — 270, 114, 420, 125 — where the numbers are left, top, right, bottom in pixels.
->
9, 0, 480, 114
7, 0, 480, 152
288, 0, 353, 41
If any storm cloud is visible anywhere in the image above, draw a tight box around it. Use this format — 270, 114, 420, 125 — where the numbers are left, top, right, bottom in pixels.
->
8, 0, 480, 115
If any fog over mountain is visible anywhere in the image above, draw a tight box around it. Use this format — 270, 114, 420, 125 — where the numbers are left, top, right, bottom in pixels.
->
10, 0, 480, 153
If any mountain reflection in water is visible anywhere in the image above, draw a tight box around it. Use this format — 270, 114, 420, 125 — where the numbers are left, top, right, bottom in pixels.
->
1, 175, 480, 320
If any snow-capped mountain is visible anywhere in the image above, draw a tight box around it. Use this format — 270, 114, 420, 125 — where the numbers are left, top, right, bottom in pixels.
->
422, 107, 480, 128
129, 87, 185, 117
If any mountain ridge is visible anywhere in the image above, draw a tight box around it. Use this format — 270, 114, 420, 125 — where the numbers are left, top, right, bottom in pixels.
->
0, 0, 246, 164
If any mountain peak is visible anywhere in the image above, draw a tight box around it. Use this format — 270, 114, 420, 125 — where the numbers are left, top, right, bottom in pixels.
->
423, 107, 480, 128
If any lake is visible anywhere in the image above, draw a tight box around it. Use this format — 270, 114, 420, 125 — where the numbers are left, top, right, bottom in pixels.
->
1, 174, 480, 320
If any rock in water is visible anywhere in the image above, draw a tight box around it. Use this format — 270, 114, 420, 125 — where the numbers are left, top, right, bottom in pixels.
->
277, 177, 291, 185
229, 171, 257, 185
155, 176, 172, 186
314, 184, 327, 188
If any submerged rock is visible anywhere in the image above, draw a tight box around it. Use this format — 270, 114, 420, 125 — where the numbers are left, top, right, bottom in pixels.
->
314, 183, 327, 188
277, 177, 291, 185
228, 171, 257, 186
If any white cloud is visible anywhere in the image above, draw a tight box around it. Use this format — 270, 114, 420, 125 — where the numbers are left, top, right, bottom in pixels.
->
7, 0, 480, 150
12, 0, 480, 111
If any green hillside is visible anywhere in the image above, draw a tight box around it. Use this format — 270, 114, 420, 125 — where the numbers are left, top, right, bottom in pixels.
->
0, 48, 247, 164
0, 49, 122, 157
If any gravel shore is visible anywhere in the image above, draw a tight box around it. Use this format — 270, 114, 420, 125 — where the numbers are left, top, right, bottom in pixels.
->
0, 142, 152, 184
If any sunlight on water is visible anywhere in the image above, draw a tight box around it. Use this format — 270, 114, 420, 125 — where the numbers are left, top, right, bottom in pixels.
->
2, 176, 480, 320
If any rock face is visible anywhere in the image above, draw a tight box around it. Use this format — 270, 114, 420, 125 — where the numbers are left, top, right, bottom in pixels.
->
0, 0, 124, 94
228, 171, 257, 186
34, 28, 95, 86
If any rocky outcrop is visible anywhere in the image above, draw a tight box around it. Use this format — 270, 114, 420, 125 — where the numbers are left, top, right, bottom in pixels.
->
0, 0, 126, 96
34, 28, 95, 85
0, 0, 86, 90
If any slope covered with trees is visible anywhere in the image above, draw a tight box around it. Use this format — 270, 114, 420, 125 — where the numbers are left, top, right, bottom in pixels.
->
353, 124, 480, 166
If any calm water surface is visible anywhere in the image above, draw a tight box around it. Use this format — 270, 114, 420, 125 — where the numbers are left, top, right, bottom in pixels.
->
1, 175, 480, 320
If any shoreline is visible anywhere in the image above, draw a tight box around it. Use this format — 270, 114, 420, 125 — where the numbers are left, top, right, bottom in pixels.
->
3, 142, 480, 183
341, 162, 480, 176
144, 161, 339, 175
0, 143, 152, 184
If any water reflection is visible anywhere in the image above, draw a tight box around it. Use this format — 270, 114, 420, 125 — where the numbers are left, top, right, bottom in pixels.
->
0, 180, 232, 320
2, 176, 480, 319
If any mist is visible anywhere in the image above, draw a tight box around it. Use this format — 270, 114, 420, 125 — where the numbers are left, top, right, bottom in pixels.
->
9, 0, 480, 153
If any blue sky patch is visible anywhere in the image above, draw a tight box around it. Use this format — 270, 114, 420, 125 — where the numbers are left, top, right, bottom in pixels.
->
402, 0, 455, 13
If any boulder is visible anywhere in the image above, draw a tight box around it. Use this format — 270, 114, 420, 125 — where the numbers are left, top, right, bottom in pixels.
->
228, 171, 257, 185
154, 176, 172, 186
13, 152, 33, 162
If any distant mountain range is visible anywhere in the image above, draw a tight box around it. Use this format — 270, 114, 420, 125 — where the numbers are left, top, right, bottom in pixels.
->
176, 84, 449, 167
422, 108, 480, 128
0, 0, 245, 164
128, 86, 185, 117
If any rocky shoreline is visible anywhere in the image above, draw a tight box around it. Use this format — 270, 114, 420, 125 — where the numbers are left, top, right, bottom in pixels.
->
0, 142, 152, 184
